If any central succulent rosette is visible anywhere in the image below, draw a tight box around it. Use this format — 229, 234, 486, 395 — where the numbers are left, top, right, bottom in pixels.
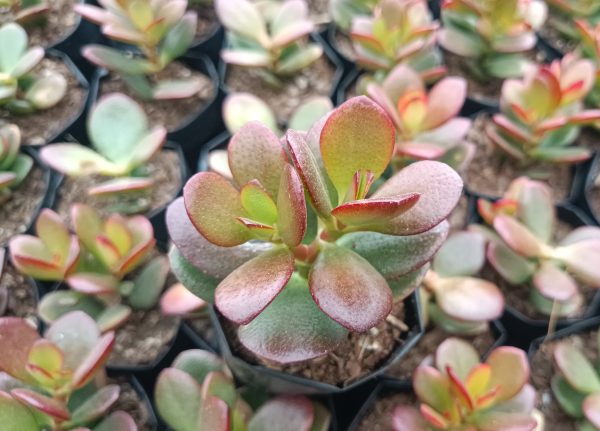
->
167, 96, 463, 363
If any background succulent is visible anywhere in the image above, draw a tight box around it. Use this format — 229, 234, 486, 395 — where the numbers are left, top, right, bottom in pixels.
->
546, 0, 600, 43
0, 123, 32, 203
329, 0, 377, 32
0, 0, 49, 25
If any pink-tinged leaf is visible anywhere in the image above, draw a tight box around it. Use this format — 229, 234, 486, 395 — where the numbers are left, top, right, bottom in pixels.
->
184, 172, 250, 247
0, 318, 39, 383
435, 277, 504, 322
88, 177, 154, 196
285, 130, 333, 219
11, 388, 70, 421
271, 20, 314, 48
155, 368, 202, 431
416, 118, 472, 146
492, 115, 533, 143
277, 164, 307, 247
396, 142, 447, 160
199, 396, 230, 431
309, 245, 392, 332
474, 411, 537, 431
45, 312, 101, 369
200, 371, 236, 407
493, 215, 542, 258
446, 366, 474, 410
583, 393, 600, 428
71, 332, 115, 389
221, 49, 272, 67
487, 242, 536, 285
570, 110, 600, 124
215, 0, 269, 45
74, 4, 110, 24
331, 194, 420, 226
533, 261, 577, 302
560, 227, 600, 246
391, 406, 430, 431
420, 404, 449, 429
372, 161, 463, 235
423, 77, 467, 129
66, 273, 119, 295
215, 247, 294, 324
94, 411, 137, 431
160, 283, 206, 316
554, 343, 600, 393
556, 240, 600, 288
435, 337, 480, 381
248, 395, 314, 431
413, 366, 453, 413
320, 96, 395, 201
35, 209, 70, 264
228, 121, 287, 198
366, 84, 403, 130
487, 347, 530, 402
486, 123, 527, 160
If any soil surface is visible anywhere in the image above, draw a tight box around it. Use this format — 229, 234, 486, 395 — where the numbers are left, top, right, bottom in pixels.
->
99, 61, 215, 132
449, 194, 470, 232
186, 315, 217, 349
530, 330, 600, 431
1, 57, 86, 146
109, 378, 154, 431
0, 259, 37, 319
0, 164, 46, 246
356, 391, 417, 431
54, 150, 182, 220
464, 114, 574, 201
188, 2, 219, 42
225, 56, 336, 124
225, 302, 410, 387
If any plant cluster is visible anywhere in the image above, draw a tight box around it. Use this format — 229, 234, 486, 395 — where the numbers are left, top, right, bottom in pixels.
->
366, 64, 473, 171
329, 0, 377, 32
156, 349, 331, 430
393, 338, 537, 430
475, 177, 600, 317
167, 95, 463, 363
546, 0, 600, 43
0, 123, 32, 203
0, 22, 66, 114
487, 55, 600, 163
8, 205, 168, 331
76, 0, 201, 100
0, 0, 49, 25
0, 312, 136, 430
440, 0, 547, 80
577, 21, 600, 108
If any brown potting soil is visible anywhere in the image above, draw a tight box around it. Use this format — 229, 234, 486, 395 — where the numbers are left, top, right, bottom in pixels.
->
356, 391, 417, 431
449, 194, 470, 232
188, 2, 219, 41
109, 378, 154, 431
0, 259, 37, 319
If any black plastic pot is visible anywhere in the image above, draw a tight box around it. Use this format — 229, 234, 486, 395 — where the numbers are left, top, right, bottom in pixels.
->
428, 0, 441, 19
88, 53, 222, 172
528, 315, 600, 361
181, 318, 219, 354
579, 152, 600, 226
325, 26, 356, 74
189, 24, 225, 64
106, 371, 159, 431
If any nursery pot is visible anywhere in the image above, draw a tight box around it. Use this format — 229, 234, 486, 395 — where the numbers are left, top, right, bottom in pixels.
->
106, 371, 159, 431
0, 248, 41, 322
325, 26, 357, 73
189, 24, 225, 64
580, 152, 600, 226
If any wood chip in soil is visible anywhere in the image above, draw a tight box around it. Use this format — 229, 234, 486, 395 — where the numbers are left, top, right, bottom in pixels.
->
0, 164, 46, 246
54, 149, 181, 223
223, 302, 409, 387
538, 17, 578, 56
0, 58, 86, 146
187, 2, 219, 41
464, 114, 574, 201
225, 55, 336, 124
0, 259, 37, 320
99, 61, 215, 132
0, 0, 78, 48
385, 324, 496, 380
530, 330, 600, 431
356, 391, 417, 431
108, 378, 154, 431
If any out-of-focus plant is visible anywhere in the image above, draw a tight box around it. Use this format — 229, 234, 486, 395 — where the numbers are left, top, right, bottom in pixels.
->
475, 177, 600, 318
0, 123, 33, 203
349, 0, 445, 82
9, 205, 168, 331
421, 231, 504, 335
546, 0, 600, 44
577, 21, 600, 109
155, 349, 332, 430
440, 0, 547, 80
166, 96, 463, 363
366, 64, 473, 171
40, 93, 166, 213
329, 0, 377, 32
0, 312, 137, 430
0, 249, 7, 316
76, 0, 201, 100
0, 23, 66, 114
215, 0, 323, 84
488, 55, 600, 163
0, 0, 49, 25
393, 338, 537, 430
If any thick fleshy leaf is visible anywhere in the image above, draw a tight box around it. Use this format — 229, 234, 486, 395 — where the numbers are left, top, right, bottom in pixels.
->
555, 241, 600, 288
332, 194, 420, 227
88, 178, 154, 196
487, 347, 530, 402
155, 368, 201, 431
238, 273, 347, 364
248, 395, 314, 431
493, 215, 542, 258
554, 343, 600, 394
201, 371, 236, 408
172, 350, 227, 386
423, 77, 467, 129
94, 411, 137, 431
45, 311, 100, 369
198, 395, 230, 431
533, 261, 577, 301
435, 277, 504, 322
69, 385, 120, 426
435, 337, 480, 381
551, 375, 585, 417
413, 366, 453, 413
215, 0, 269, 45
372, 161, 463, 235
288, 97, 333, 132
168, 247, 219, 303
0, 391, 39, 431
583, 393, 600, 428
516, 178, 554, 243
0, 317, 39, 383
96, 305, 131, 332
223, 93, 277, 134
71, 332, 115, 388
67, 273, 119, 295
38, 291, 104, 325
473, 411, 537, 431
433, 231, 485, 277
320, 96, 395, 202
392, 406, 430, 431
215, 247, 294, 325
160, 283, 206, 316
82, 45, 152, 74
129, 255, 169, 310
9, 236, 68, 280
240, 180, 278, 226
309, 244, 392, 332
487, 242, 536, 285
10, 389, 70, 421
276, 163, 307, 247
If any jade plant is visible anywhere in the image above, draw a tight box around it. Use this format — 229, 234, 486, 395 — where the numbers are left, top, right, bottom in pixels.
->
167, 96, 463, 363
0, 312, 136, 430
156, 349, 331, 430
0, 123, 33, 203
439, 0, 547, 80
475, 177, 600, 317
546, 0, 600, 44
0, 0, 49, 25
577, 21, 600, 108
552, 337, 600, 430
329, 0, 377, 32
215, 0, 323, 83
488, 55, 600, 163
76, 0, 201, 100
9, 205, 168, 331
421, 231, 504, 335
366, 64, 473, 171
349, 0, 445, 82
393, 338, 537, 430
40, 93, 166, 212
0, 22, 66, 114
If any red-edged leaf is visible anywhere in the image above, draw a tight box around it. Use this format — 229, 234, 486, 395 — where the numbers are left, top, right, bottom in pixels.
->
493, 215, 542, 258
0, 390, 39, 430
0, 317, 40, 383
413, 366, 453, 413
248, 395, 314, 431
391, 406, 430, 431
420, 404, 449, 429
88, 177, 154, 196
446, 366, 474, 411
69, 384, 120, 425
160, 283, 206, 316
199, 396, 230, 431
66, 273, 119, 295
215, 248, 294, 324
11, 388, 70, 421
309, 245, 392, 332
277, 163, 307, 247
435, 277, 504, 322
71, 332, 115, 389
331, 194, 420, 226
487, 347, 530, 402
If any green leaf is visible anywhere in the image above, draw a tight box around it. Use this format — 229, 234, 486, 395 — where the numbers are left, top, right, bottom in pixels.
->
172, 350, 227, 386
129, 256, 169, 310
0, 23, 27, 73
168, 247, 219, 303
555, 343, 600, 394
551, 375, 584, 418
156, 368, 202, 431
38, 291, 104, 324
484, 54, 529, 79
82, 45, 153, 75
433, 231, 485, 277
160, 12, 196, 65
0, 391, 39, 431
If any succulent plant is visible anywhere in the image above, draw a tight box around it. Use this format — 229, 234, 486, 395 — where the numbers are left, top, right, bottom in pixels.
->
393, 338, 537, 430
9, 205, 168, 331
156, 349, 332, 430
440, 0, 547, 80
0, 249, 7, 316
329, 0, 377, 32
0, 123, 33, 203
475, 177, 600, 317
40, 93, 166, 210
0, 23, 67, 114
76, 0, 201, 100
488, 55, 600, 163
167, 96, 463, 363
421, 231, 504, 335
552, 336, 600, 430
349, 0, 445, 81
0, 0, 49, 25
215, 0, 323, 82
546, 0, 600, 43
366, 64, 473, 171
577, 21, 600, 109
0, 312, 136, 430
